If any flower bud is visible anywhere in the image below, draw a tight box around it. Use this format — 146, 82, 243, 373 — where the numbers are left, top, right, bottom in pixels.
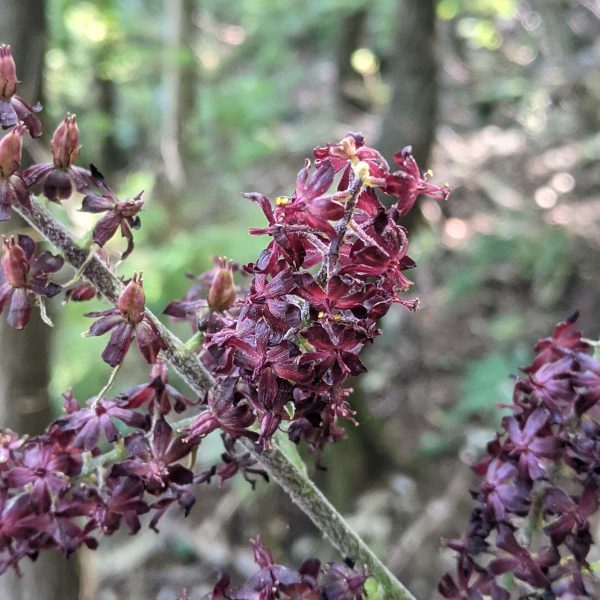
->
64, 282, 96, 302
1, 236, 29, 287
0, 123, 25, 178
0, 45, 17, 99
208, 258, 236, 312
51, 114, 80, 168
117, 273, 145, 324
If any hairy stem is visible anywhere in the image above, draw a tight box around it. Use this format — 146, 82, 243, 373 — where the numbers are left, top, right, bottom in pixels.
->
316, 173, 363, 286
12, 198, 416, 600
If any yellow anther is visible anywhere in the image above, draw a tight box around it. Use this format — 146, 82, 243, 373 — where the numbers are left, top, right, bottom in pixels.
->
339, 136, 356, 157
317, 311, 325, 319
353, 160, 371, 181
426, 169, 434, 178
275, 196, 289, 206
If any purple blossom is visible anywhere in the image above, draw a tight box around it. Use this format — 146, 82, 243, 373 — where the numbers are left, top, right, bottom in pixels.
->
0, 123, 31, 220
0, 45, 42, 137
24, 114, 93, 202
441, 316, 600, 595
85, 273, 166, 367
80, 166, 143, 259
0, 234, 63, 328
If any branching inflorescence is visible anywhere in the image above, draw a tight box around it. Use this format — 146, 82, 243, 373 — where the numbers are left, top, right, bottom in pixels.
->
0, 43, 450, 598
4, 38, 598, 599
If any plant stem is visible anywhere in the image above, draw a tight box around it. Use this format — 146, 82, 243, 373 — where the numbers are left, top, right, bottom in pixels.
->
316, 173, 363, 286
246, 437, 415, 599
12, 198, 416, 600
93, 363, 122, 408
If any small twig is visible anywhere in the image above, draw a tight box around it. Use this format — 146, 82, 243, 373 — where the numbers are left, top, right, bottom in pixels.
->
62, 243, 99, 288
93, 363, 122, 408
36, 296, 54, 327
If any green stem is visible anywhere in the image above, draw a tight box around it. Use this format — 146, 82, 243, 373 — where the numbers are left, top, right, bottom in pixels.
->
12, 198, 416, 600
93, 363, 122, 408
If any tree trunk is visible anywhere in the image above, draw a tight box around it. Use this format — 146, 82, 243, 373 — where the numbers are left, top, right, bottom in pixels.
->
156, 0, 199, 213
0, 1, 81, 598
377, 0, 437, 168
94, 0, 127, 173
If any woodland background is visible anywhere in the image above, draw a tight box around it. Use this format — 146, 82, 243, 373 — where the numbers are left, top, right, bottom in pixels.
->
0, 0, 599, 598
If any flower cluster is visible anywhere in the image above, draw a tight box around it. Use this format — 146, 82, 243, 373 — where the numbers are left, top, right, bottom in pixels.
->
168, 132, 449, 450
440, 314, 600, 599
184, 536, 368, 600
0, 366, 267, 576
0, 43, 144, 257
1, 44, 450, 590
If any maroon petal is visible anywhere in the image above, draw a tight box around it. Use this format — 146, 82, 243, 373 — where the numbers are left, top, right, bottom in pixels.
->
0, 98, 18, 129
81, 193, 114, 213
135, 318, 165, 364
11, 95, 43, 138
87, 313, 123, 336
242, 192, 275, 225
92, 213, 120, 247
42, 169, 74, 201
11, 174, 32, 211
102, 321, 134, 367
23, 162, 53, 187
7, 287, 31, 329
16, 233, 36, 259
30, 251, 64, 277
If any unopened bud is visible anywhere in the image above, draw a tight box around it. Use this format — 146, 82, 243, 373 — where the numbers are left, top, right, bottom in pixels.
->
208, 258, 236, 312
64, 282, 96, 302
0, 45, 17, 98
51, 114, 80, 168
117, 272, 145, 324
1, 237, 29, 287
0, 123, 25, 178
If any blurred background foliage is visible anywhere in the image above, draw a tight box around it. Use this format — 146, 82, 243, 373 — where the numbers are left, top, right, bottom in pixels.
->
0, 0, 599, 598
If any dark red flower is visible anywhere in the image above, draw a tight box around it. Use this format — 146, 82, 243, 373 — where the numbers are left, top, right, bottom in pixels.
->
0, 123, 31, 221
0, 234, 63, 328
544, 480, 599, 548
504, 408, 562, 480
382, 147, 450, 216
56, 395, 149, 451
488, 524, 557, 588
94, 476, 149, 535
80, 168, 143, 259
85, 273, 166, 367
0, 45, 42, 137
6, 439, 82, 513
64, 281, 97, 303
24, 114, 93, 202
183, 378, 256, 442
111, 417, 194, 494
208, 258, 237, 312
121, 361, 193, 415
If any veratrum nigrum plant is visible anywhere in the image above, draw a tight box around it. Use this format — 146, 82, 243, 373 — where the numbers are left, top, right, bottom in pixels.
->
1, 42, 599, 599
